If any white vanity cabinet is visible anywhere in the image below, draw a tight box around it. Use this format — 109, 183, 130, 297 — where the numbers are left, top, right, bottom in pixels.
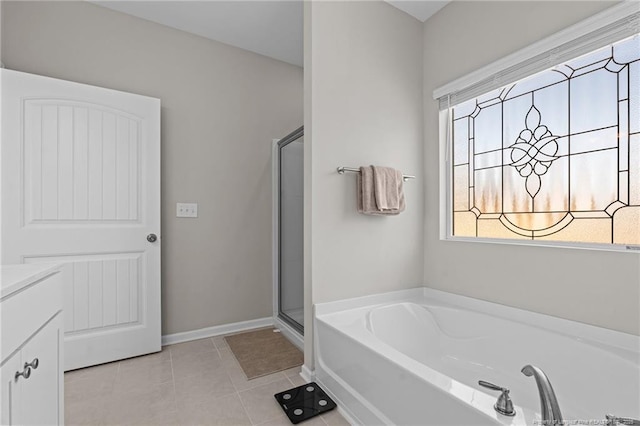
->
0, 264, 64, 425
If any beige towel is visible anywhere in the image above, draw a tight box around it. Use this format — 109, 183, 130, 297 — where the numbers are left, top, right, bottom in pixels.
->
372, 165, 405, 213
357, 166, 377, 214
357, 166, 405, 215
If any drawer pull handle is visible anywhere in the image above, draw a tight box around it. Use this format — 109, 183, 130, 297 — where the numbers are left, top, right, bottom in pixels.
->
24, 358, 39, 370
15, 366, 31, 381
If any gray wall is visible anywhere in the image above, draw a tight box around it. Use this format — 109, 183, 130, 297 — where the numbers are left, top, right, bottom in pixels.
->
423, 1, 640, 335
1, 1, 303, 335
304, 0, 424, 367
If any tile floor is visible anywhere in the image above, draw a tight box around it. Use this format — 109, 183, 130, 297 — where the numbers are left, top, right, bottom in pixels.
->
65, 333, 349, 426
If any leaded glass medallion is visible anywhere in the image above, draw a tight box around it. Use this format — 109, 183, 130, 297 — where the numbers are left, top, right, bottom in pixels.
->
451, 35, 640, 245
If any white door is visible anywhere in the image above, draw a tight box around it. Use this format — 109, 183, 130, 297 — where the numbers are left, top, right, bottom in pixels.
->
1, 69, 161, 370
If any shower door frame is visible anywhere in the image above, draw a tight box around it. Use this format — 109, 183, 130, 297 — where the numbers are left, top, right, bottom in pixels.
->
272, 127, 304, 344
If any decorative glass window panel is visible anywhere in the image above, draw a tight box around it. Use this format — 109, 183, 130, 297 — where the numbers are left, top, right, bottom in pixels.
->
451, 34, 640, 246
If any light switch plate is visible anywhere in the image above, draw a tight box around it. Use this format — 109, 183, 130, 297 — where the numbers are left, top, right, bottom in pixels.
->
176, 203, 198, 218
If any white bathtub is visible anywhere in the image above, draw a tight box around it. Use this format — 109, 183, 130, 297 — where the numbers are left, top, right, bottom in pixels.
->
314, 288, 640, 426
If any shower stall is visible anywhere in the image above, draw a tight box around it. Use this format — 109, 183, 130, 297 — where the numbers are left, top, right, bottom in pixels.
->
273, 127, 304, 344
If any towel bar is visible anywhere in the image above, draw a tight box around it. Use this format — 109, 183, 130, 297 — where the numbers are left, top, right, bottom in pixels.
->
337, 166, 415, 182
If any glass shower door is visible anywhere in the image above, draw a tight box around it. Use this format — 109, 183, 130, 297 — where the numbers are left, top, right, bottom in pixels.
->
278, 127, 304, 333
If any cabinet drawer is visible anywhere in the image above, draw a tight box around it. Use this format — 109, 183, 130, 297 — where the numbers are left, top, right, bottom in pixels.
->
1, 272, 62, 362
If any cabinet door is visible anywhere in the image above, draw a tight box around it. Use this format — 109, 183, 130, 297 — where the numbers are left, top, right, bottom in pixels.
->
1, 351, 22, 425
20, 315, 63, 425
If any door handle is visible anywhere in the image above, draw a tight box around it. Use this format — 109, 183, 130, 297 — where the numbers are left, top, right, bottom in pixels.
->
147, 233, 158, 243
15, 366, 31, 381
24, 358, 39, 370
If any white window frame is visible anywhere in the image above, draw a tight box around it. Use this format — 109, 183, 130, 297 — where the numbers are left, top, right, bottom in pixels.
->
434, 1, 640, 252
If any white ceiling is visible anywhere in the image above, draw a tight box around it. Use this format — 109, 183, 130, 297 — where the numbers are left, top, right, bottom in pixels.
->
387, 1, 449, 22
93, 1, 450, 68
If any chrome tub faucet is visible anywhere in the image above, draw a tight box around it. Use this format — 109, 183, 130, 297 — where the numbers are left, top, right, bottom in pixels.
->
478, 380, 516, 416
521, 364, 563, 426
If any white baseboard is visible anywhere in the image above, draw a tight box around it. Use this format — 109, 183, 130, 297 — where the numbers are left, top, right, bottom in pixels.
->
300, 364, 315, 382
162, 317, 273, 346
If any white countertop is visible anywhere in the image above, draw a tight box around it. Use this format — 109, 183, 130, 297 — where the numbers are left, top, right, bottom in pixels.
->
1, 263, 61, 299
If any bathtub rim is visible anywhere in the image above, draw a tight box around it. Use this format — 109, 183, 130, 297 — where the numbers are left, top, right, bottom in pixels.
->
315, 287, 640, 354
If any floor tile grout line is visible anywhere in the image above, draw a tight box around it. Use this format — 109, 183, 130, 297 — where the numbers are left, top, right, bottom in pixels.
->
113, 360, 121, 393
169, 348, 178, 413
222, 332, 265, 424
228, 366, 242, 394
235, 384, 255, 425
320, 410, 330, 425
211, 337, 223, 360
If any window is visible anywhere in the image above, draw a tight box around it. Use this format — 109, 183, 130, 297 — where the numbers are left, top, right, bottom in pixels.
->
436, 4, 640, 249
451, 35, 639, 246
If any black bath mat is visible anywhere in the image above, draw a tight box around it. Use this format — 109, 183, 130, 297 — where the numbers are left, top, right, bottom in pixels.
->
274, 382, 337, 424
